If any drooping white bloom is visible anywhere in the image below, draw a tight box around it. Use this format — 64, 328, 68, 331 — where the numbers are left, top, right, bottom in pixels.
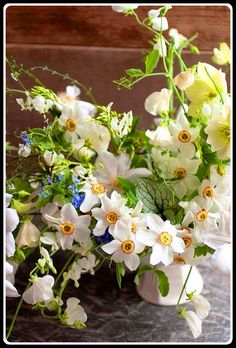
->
110, 111, 133, 138
136, 214, 185, 266
112, 5, 139, 13
64, 297, 87, 326
80, 176, 107, 213
212, 42, 231, 66
169, 28, 187, 49
66, 253, 97, 287
43, 150, 64, 167
154, 37, 167, 57
15, 220, 40, 249
44, 203, 91, 250
22, 275, 54, 304
72, 139, 96, 161
92, 191, 130, 236
148, 9, 169, 31
94, 151, 151, 192
173, 71, 195, 90
57, 85, 81, 105
145, 89, 172, 116
6, 193, 19, 257
183, 310, 202, 339
18, 143, 31, 157
146, 126, 173, 148
102, 220, 143, 271
40, 232, 60, 252
190, 293, 211, 320
6, 261, 20, 298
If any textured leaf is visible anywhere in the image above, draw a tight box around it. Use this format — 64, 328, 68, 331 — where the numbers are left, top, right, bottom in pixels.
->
194, 245, 215, 257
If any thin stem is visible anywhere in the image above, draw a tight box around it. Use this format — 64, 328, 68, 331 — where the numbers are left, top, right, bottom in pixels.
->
204, 67, 224, 104
53, 252, 75, 287
176, 265, 193, 310
6, 88, 27, 95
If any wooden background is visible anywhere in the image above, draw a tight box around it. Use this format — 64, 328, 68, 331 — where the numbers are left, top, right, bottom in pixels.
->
5, 5, 231, 143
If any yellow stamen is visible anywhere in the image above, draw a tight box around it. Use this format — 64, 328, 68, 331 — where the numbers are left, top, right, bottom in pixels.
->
66, 118, 77, 132
174, 255, 186, 264
91, 183, 106, 195
174, 167, 187, 179
121, 240, 135, 254
106, 212, 118, 224
159, 232, 172, 246
60, 222, 74, 235
131, 224, 136, 234
178, 130, 191, 143
196, 209, 208, 221
203, 186, 214, 198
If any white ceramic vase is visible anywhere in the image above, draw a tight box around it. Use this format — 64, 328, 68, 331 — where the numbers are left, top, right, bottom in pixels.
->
136, 263, 203, 306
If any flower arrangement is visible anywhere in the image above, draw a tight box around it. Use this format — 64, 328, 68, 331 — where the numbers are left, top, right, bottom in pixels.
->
5, 5, 231, 341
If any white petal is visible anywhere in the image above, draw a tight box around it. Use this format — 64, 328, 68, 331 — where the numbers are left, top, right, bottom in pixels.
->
76, 215, 91, 229
210, 244, 231, 274
22, 286, 34, 304
171, 237, 185, 253
93, 220, 108, 236
184, 310, 202, 339
161, 246, 173, 266
6, 280, 20, 298
101, 240, 121, 254
136, 229, 157, 247
150, 243, 163, 265
6, 208, 19, 233
113, 220, 131, 242
123, 253, 140, 271
6, 232, 16, 258
61, 203, 78, 223
112, 250, 124, 263
60, 235, 74, 250
6, 193, 12, 207
192, 294, 211, 319
147, 214, 165, 233
125, 168, 152, 182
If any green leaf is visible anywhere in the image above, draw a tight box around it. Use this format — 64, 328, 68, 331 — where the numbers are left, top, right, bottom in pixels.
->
125, 68, 144, 77
134, 264, 153, 285
116, 262, 125, 288
145, 49, 159, 74
17, 190, 31, 198
194, 245, 215, 257
155, 269, 169, 297
117, 177, 136, 194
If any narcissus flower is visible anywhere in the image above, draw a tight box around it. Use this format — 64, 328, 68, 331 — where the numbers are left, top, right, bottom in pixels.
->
212, 42, 230, 66
80, 176, 107, 213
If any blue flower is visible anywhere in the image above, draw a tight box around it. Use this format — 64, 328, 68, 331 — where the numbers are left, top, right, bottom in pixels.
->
37, 188, 49, 198
56, 175, 62, 182
20, 132, 31, 144
42, 177, 53, 185
68, 184, 78, 193
71, 193, 85, 209
95, 229, 113, 245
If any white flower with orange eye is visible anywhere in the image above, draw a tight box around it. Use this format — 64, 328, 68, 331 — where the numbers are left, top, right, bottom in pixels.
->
136, 214, 185, 266
79, 176, 107, 213
44, 203, 91, 250
94, 151, 151, 192
168, 106, 200, 158
148, 9, 169, 31
91, 191, 130, 237
180, 196, 220, 244
22, 275, 54, 305
101, 220, 142, 271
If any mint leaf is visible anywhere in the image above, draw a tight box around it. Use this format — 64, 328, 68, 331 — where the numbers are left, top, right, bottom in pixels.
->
194, 245, 215, 257
117, 177, 136, 194
155, 269, 169, 297
145, 49, 159, 74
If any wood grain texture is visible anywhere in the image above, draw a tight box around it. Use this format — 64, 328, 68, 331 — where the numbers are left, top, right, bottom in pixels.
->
6, 5, 230, 51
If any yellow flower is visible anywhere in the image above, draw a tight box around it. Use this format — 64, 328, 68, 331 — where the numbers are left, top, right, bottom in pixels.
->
185, 62, 227, 118
212, 42, 230, 66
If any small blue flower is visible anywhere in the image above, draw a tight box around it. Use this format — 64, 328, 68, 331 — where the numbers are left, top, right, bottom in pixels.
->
37, 188, 49, 198
68, 184, 78, 194
20, 132, 31, 144
56, 175, 62, 182
72, 176, 80, 184
71, 193, 85, 209
95, 229, 113, 245
42, 177, 53, 185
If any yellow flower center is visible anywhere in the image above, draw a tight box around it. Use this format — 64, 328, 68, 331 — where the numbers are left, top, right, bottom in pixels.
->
174, 167, 187, 179
159, 232, 172, 246
182, 236, 192, 248
121, 240, 135, 254
66, 118, 77, 132
106, 212, 118, 224
60, 222, 74, 235
91, 183, 106, 195
174, 255, 186, 264
131, 224, 136, 234
203, 186, 214, 198
196, 209, 208, 221
220, 124, 230, 144
178, 130, 191, 143
208, 92, 217, 99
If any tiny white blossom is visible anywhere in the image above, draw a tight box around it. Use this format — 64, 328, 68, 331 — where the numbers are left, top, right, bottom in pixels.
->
18, 143, 31, 157
183, 310, 202, 339
145, 89, 172, 116
112, 5, 138, 13
64, 297, 87, 326
22, 275, 54, 304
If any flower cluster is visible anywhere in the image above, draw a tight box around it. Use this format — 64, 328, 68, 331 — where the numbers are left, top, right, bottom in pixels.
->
5, 5, 231, 341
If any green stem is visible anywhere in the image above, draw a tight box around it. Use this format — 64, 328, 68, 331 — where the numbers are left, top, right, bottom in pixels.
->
204, 67, 224, 104
167, 45, 174, 111
53, 252, 75, 287
126, 72, 167, 89
176, 265, 193, 310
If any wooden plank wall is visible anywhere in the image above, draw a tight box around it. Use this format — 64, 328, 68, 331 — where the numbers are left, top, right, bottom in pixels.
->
5, 5, 231, 143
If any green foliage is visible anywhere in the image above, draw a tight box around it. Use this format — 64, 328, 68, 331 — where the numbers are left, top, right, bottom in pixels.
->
155, 269, 169, 297
116, 262, 126, 288
194, 245, 215, 257
145, 49, 159, 74
134, 264, 153, 285
117, 177, 136, 194
125, 68, 144, 77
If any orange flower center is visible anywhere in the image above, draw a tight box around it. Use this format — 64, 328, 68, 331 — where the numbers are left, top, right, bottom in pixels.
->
178, 130, 191, 143
174, 167, 187, 179
196, 209, 208, 221
66, 118, 77, 132
174, 255, 186, 264
203, 186, 214, 198
121, 240, 135, 254
182, 236, 192, 248
106, 212, 118, 224
60, 222, 74, 235
91, 183, 106, 195
131, 224, 137, 234
159, 232, 172, 246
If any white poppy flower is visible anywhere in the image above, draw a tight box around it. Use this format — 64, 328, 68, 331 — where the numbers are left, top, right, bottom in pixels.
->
80, 176, 107, 213
183, 310, 202, 339
169, 28, 187, 49
92, 191, 130, 237
173, 71, 195, 90
6, 261, 20, 298
146, 126, 173, 148
18, 143, 31, 157
145, 89, 172, 116
191, 293, 211, 320
22, 275, 54, 304
64, 297, 87, 325
136, 214, 185, 266
44, 203, 91, 250
112, 5, 138, 13
154, 37, 167, 57
6, 193, 19, 257
94, 151, 151, 192
15, 220, 40, 249
102, 220, 142, 271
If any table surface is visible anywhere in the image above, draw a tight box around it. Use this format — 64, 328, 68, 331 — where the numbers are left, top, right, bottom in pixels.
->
6, 254, 231, 344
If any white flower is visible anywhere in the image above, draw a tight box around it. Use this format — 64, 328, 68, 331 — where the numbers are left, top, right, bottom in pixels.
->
31, 95, 54, 114
40, 232, 59, 252
210, 243, 231, 274
169, 28, 187, 49
183, 310, 202, 339
58, 85, 81, 105
40, 202, 60, 225
66, 253, 97, 287
173, 71, 195, 90
168, 106, 199, 158
44, 203, 91, 250
92, 191, 130, 236
110, 111, 133, 138
148, 10, 168, 31
15, 220, 40, 249
112, 5, 138, 13
145, 89, 172, 116
154, 37, 167, 57
6, 193, 19, 257
146, 126, 173, 147
64, 297, 87, 326
80, 176, 107, 213
22, 275, 54, 304
136, 214, 185, 266
102, 220, 142, 271
6, 261, 20, 298
43, 150, 64, 167
212, 42, 230, 66
18, 143, 31, 157
190, 293, 211, 320
37, 247, 55, 273
72, 139, 96, 161
94, 151, 151, 192
72, 165, 87, 178
16, 94, 33, 111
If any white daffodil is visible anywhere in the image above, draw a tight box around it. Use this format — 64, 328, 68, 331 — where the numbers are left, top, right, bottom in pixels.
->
205, 98, 231, 160
92, 191, 130, 236
145, 89, 172, 116
210, 243, 231, 274
189, 293, 211, 320
6, 193, 19, 257
80, 176, 107, 213
154, 37, 167, 57
168, 106, 200, 158
136, 214, 185, 266
94, 151, 151, 192
173, 71, 195, 90
6, 261, 20, 298
64, 297, 87, 326
148, 9, 169, 31
15, 220, 40, 249
18, 143, 31, 157
183, 310, 202, 339
146, 126, 173, 148
57, 85, 81, 105
102, 220, 142, 271
40, 232, 60, 252
180, 196, 220, 243
112, 5, 138, 13
169, 28, 187, 49
22, 275, 54, 305
44, 203, 91, 250
110, 111, 133, 138
212, 42, 230, 66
